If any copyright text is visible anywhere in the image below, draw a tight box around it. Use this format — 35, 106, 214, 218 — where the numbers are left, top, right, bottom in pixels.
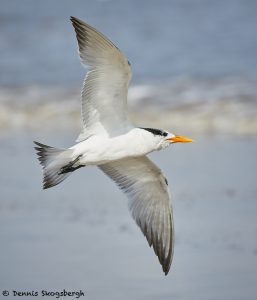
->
2, 289, 85, 298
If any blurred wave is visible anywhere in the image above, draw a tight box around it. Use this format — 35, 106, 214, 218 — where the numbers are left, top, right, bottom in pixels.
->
1, 77, 256, 135
1, 0, 257, 136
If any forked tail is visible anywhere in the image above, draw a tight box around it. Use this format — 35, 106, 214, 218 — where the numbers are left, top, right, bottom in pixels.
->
34, 141, 74, 189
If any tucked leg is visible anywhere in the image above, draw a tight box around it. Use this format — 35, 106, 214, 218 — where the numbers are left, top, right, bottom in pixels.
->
58, 155, 84, 174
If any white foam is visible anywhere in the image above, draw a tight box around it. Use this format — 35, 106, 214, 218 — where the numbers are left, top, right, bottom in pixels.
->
0, 77, 256, 135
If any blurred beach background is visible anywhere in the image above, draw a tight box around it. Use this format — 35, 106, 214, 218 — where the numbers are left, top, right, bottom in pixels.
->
0, 0, 257, 299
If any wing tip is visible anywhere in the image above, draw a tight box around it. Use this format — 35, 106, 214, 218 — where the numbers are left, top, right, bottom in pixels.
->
70, 16, 85, 29
162, 255, 172, 275
145, 223, 173, 276
70, 16, 78, 23
70, 16, 76, 25
152, 217, 174, 276
162, 223, 174, 276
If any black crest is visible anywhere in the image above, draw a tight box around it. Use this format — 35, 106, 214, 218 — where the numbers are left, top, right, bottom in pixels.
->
140, 127, 168, 137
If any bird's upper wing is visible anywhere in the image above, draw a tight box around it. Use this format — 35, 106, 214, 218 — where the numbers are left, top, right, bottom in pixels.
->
98, 156, 174, 275
70, 17, 132, 141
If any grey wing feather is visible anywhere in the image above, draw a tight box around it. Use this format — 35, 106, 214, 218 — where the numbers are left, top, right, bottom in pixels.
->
99, 156, 174, 275
70, 17, 132, 140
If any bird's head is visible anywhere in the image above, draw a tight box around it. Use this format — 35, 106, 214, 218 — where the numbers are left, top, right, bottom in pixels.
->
141, 128, 193, 150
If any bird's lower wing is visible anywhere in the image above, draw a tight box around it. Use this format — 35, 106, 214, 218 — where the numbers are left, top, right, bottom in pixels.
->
98, 156, 174, 275
70, 17, 132, 140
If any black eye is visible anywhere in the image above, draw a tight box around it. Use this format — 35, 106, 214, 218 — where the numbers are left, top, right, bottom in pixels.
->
162, 131, 168, 137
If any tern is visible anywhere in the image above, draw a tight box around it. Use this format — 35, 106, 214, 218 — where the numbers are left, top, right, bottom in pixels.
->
34, 16, 192, 275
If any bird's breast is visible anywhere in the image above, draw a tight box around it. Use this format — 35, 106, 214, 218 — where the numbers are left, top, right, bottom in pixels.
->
75, 131, 156, 165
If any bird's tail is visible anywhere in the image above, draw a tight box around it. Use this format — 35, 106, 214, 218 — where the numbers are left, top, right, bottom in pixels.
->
34, 141, 74, 189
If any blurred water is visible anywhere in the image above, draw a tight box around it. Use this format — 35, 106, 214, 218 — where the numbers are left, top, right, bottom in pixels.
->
1, 79, 257, 135
0, 0, 257, 86
0, 133, 257, 299
0, 0, 257, 136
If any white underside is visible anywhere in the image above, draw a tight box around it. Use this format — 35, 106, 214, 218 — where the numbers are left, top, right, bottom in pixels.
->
69, 128, 164, 166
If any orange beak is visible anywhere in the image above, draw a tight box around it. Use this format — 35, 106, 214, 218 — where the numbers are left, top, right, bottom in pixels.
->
166, 135, 193, 143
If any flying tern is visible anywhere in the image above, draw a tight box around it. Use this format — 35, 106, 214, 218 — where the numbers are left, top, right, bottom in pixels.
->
34, 16, 193, 275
